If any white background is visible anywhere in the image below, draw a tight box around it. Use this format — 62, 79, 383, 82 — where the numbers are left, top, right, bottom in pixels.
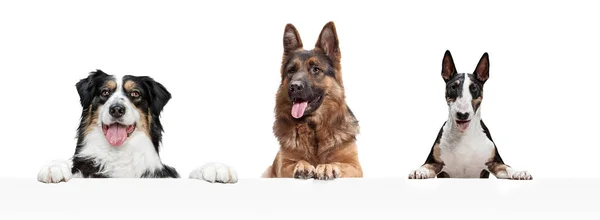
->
2, 178, 600, 218
0, 0, 599, 179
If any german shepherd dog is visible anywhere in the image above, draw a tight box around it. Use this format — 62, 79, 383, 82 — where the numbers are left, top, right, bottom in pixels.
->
408, 51, 532, 180
261, 22, 363, 180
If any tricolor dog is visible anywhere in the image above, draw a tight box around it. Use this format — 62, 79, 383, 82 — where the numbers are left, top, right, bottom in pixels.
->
408, 51, 532, 180
37, 70, 237, 183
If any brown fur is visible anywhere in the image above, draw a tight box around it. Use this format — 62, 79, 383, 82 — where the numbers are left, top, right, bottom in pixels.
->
83, 105, 100, 136
419, 143, 444, 178
104, 80, 117, 90
472, 96, 482, 110
123, 80, 150, 136
485, 149, 510, 178
124, 80, 136, 91
263, 22, 362, 179
134, 108, 151, 137
83, 79, 151, 137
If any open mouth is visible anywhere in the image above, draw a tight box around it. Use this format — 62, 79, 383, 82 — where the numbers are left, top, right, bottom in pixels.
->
102, 123, 136, 147
455, 120, 471, 132
291, 95, 322, 119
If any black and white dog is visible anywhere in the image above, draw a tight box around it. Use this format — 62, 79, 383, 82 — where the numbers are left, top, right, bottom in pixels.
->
408, 51, 532, 180
38, 70, 237, 183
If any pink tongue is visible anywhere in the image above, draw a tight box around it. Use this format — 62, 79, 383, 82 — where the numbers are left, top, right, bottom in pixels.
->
291, 101, 308, 119
105, 124, 128, 146
457, 121, 470, 132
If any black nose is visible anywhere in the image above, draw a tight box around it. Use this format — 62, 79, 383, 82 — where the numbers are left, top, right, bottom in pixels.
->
109, 104, 126, 118
289, 81, 304, 94
456, 112, 470, 120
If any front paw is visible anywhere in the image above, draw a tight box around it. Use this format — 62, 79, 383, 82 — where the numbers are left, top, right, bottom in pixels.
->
510, 170, 532, 180
408, 167, 433, 179
315, 164, 340, 180
293, 161, 315, 179
189, 162, 238, 184
37, 160, 73, 183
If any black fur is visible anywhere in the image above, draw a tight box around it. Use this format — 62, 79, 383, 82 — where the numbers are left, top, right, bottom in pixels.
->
445, 73, 465, 102
122, 75, 172, 151
73, 70, 113, 176
481, 120, 505, 165
414, 51, 512, 179
467, 74, 484, 112
480, 170, 490, 178
141, 164, 179, 178
70, 70, 179, 178
424, 122, 445, 165
283, 51, 336, 79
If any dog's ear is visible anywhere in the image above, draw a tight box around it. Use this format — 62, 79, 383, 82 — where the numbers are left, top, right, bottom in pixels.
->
142, 77, 171, 116
283, 24, 303, 54
316, 21, 341, 61
473, 52, 489, 83
441, 50, 457, 82
75, 69, 106, 108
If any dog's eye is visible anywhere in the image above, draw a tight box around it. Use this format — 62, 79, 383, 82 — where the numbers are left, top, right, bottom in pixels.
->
470, 85, 478, 93
450, 85, 458, 90
101, 89, 110, 97
310, 66, 321, 74
130, 91, 140, 98
287, 68, 296, 74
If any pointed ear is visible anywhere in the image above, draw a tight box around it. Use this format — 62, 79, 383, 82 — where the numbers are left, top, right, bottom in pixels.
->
441, 50, 457, 82
473, 52, 489, 82
315, 21, 340, 61
283, 24, 303, 53
142, 77, 171, 115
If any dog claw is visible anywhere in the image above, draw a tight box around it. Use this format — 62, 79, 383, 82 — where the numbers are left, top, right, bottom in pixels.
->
408, 168, 432, 179
315, 164, 340, 180
293, 162, 315, 179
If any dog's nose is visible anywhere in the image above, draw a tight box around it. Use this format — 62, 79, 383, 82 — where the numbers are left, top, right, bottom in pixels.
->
289, 81, 304, 93
109, 104, 126, 118
456, 112, 470, 120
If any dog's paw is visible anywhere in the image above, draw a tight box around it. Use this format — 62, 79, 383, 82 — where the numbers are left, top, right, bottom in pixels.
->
293, 161, 315, 179
408, 167, 433, 179
510, 170, 532, 180
189, 162, 238, 184
37, 160, 73, 183
314, 164, 340, 180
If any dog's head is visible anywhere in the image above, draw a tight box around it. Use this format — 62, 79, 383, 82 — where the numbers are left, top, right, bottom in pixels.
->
276, 21, 346, 120
75, 70, 171, 148
441, 50, 489, 132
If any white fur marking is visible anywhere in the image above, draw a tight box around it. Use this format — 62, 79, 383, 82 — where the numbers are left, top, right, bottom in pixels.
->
189, 162, 238, 183
439, 113, 494, 178
76, 75, 163, 178
76, 127, 163, 177
505, 167, 533, 180
37, 159, 73, 183
100, 75, 140, 126
449, 74, 474, 121
408, 167, 433, 179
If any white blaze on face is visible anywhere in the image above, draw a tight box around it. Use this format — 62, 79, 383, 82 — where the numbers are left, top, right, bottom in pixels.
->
449, 74, 474, 122
98, 75, 141, 146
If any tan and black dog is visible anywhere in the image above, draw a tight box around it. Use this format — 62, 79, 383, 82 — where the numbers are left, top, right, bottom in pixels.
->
408, 51, 532, 180
262, 21, 363, 180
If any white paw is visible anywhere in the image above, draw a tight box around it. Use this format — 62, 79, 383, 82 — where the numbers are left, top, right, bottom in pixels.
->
408, 167, 433, 179
189, 162, 238, 184
37, 160, 73, 183
510, 170, 533, 180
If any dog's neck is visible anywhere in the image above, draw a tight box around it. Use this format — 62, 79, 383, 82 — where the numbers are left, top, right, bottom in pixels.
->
274, 103, 359, 150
